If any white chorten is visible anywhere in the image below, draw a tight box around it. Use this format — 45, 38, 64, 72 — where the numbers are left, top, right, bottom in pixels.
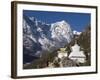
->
68, 43, 86, 63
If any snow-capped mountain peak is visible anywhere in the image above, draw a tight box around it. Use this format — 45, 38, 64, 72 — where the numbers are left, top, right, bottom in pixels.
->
60, 20, 68, 24
51, 20, 73, 43
73, 30, 82, 35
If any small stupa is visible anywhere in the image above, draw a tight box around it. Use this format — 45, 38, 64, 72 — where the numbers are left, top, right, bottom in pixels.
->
68, 41, 86, 63
57, 48, 68, 59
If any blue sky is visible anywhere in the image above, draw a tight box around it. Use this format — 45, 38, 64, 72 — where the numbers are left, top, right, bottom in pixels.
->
23, 10, 90, 32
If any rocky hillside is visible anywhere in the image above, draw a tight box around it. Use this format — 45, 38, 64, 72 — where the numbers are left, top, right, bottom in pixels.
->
23, 24, 91, 69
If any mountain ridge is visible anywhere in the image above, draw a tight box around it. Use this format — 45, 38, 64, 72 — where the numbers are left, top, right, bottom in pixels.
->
23, 15, 74, 63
